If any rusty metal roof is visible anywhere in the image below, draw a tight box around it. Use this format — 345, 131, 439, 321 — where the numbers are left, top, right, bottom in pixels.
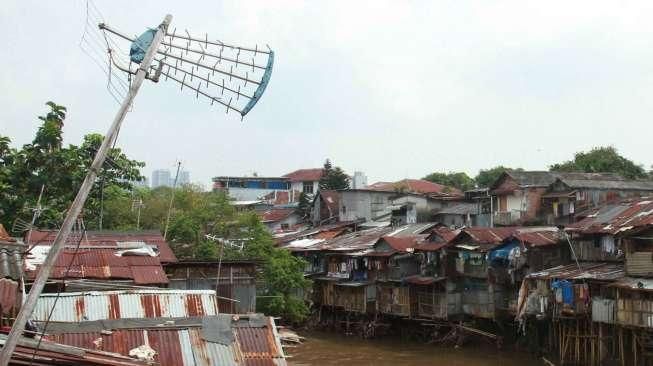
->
512, 227, 562, 247
526, 262, 625, 282
32, 290, 219, 322
567, 198, 653, 235
46, 316, 286, 366
26, 230, 178, 263
0, 333, 148, 366
26, 247, 170, 285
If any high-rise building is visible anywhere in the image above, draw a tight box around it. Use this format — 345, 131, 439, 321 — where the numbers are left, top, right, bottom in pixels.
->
177, 170, 190, 186
352, 171, 368, 189
152, 169, 172, 188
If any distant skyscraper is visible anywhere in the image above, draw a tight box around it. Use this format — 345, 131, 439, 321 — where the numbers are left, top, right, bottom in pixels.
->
177, 170, 190, 186
152, 169, 172, 188
353, 171, 368, 189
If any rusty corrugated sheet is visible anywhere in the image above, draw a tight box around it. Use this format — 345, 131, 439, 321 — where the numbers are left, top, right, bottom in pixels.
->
527, 262, 625, 281
49, 317, 286, 366
32, 290, 219, 322
26, 246, 169, 284
0, 278, 18, 314
26, 230, 177, 263
568, 198, 653, 235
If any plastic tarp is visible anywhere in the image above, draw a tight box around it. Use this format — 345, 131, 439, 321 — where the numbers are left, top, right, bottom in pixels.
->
551, 279, 574, 305
130, 29, 156, 64
488, 241, 518, 264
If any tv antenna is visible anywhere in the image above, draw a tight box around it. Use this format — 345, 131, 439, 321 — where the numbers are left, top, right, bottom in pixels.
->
0, 13, 275, 364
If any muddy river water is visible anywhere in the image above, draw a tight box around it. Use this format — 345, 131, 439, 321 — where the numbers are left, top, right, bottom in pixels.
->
288, 331, 538, 366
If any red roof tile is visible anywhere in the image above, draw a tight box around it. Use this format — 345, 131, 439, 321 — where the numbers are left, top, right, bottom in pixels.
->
283, 168, 324, 182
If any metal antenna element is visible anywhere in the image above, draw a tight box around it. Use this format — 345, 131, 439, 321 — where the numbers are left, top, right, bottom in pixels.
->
99, 23, 274, 118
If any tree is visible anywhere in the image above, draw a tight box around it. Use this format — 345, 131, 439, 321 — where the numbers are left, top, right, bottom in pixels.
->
422, 171, 475, 191
0, 102, 144, 229
475, 166, 523, 188
318, 159, 350, 190
550, 146, 647, 179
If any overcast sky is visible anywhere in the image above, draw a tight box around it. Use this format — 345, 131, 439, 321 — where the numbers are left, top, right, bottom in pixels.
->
3, 1, 653, 188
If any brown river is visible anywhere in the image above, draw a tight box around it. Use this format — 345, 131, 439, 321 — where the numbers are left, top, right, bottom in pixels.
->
287, 331, 539, 366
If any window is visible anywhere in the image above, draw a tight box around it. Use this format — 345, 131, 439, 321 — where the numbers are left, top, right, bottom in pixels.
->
280, 223, 289, 230
303, 181, 314, 194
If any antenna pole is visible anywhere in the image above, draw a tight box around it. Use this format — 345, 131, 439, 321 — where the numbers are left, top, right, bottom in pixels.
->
0, 14, 172, 366
163, 160, 181, 240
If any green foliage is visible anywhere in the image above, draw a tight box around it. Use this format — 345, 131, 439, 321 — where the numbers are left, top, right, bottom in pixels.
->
102, 185, 311, 322
318, 159, 350, 190
422, 171, 475, 191
475, 166, 523, 188
0, 102, 144, 229
550, 146, 647, 179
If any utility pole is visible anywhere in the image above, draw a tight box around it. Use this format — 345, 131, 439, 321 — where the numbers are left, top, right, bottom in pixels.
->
0, 15, 173, 366
163, 161, 181, 240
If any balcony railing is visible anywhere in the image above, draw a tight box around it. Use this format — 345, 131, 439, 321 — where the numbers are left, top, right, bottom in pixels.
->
493, 210, 524, 225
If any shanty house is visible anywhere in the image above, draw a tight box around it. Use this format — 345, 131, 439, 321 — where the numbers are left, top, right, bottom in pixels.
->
164, 260, 259, 313
409, 227, 462, 320
24, 230, 177, 291
259, 207, 301, 232
541, 173, 653, 225
371, 236, 422, 318
31, 290, 286, 366
446, 227, 517, 319
489, 171, 558, 225
312, 190, 341, 225
487, 227, 567, 315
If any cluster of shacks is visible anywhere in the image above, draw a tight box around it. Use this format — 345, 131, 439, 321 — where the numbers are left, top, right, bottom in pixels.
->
0, 227, 287, 366
279, 196, 653, 365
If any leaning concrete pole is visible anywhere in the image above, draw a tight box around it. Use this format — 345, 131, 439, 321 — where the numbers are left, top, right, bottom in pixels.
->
0, 14, 172, 366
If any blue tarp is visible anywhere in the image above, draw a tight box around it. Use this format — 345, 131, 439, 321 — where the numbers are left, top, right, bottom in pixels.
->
488, 241, 518, 264
551, 279, 574, 305
130, 29, 156, 64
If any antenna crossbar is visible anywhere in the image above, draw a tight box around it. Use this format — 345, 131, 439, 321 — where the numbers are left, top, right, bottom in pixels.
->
165, 32, 271, 55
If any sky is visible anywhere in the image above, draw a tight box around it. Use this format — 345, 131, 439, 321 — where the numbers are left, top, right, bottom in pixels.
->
3, 1, 653, 189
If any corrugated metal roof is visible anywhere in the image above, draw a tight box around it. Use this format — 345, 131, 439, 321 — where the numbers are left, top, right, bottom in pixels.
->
0, 333, 148, 366
26, 246, 170, 284
47, 316, 286, 366
26, 230, 178, 263
0, 278, 19, 315
0, 242, 25, 280
567, 198, 653, 235
32, 290, 219, 322
259, 208, 296, 223
526, 262, 625, 281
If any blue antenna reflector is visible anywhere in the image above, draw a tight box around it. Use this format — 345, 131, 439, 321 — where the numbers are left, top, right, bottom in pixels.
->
130, 29, 156, 64
240, 50, 274, 117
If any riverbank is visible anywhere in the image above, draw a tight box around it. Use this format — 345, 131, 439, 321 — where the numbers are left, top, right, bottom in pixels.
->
287, 330, 538, 366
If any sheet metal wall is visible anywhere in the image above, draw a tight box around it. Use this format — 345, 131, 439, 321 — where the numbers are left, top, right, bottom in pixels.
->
32, 290, 219, 322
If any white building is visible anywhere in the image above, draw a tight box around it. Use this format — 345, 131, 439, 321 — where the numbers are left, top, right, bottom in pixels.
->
352, 171, 368, 189
151, 169, 171, 188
